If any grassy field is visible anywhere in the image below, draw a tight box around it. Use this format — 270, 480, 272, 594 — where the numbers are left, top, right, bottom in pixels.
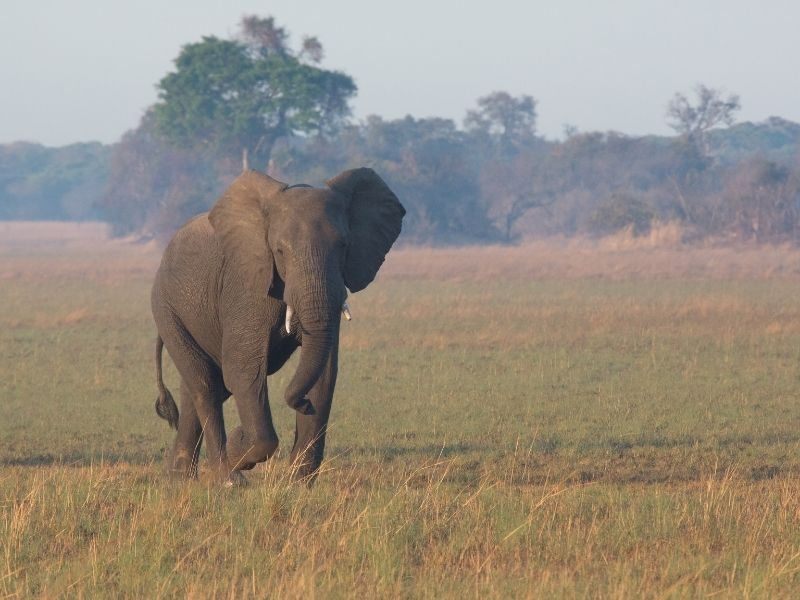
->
2, 222, 800, 597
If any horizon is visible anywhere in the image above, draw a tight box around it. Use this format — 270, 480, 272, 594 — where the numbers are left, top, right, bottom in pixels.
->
2, 0, 800, 146
4, 113, 798, 150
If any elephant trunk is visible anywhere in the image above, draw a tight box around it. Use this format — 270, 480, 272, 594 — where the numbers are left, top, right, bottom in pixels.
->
284, 266, 341, 414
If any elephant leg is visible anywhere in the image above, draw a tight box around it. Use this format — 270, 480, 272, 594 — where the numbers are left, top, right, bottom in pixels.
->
219, 326, 280, 473
191, 384, 237, 484
158, 321, 234, 484
225, 378, 279, 472
167, 380, 203, 479
290, 336, 339, 483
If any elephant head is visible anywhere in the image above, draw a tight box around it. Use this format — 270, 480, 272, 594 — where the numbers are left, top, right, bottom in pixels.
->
208, 168, 405, 412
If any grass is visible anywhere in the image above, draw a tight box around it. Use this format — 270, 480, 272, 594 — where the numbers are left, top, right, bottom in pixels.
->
2, 222, 800, 597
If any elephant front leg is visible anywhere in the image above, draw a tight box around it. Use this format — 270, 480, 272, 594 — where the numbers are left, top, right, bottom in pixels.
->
290, 341, 338, 482
219, 329, 281, 482
225, 377, 280, 473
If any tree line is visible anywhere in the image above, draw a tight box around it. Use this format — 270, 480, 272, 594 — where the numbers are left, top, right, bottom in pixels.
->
0, 142, 108, 221
4, 15, 800, 244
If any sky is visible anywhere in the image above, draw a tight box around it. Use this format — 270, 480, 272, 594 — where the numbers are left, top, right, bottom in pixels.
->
1, 0, 799, 146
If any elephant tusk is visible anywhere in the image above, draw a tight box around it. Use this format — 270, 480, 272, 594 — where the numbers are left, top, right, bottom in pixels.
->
285, 305, 294, 334
342, 301, 352, 321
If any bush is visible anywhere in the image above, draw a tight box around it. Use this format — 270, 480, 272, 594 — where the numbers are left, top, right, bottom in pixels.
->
589, 193, 656, 236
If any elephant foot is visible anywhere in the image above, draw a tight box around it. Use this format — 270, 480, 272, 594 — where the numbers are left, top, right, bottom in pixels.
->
166, 466, 198, 481
166, 450, 199, 480
289, 455, 321, 485
226, 426, 279, 470
292, 469, 318, 487
223, 471, 249, 488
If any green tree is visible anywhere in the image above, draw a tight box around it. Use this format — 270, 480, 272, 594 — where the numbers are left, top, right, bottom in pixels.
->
153, 15, 356, 170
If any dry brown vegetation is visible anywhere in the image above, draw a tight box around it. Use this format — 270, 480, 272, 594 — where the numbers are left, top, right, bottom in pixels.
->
8, 221, 800, 283
386, 227, 800, 282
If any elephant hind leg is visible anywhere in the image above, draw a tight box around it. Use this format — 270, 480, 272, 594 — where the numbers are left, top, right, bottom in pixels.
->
167, 380, 205, 479
189, 380, 232, 483
157, 317, 233, 483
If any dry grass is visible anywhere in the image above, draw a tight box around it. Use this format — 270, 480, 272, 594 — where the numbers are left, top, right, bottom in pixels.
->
6, 219, 800, 283
0, 221, 111, 243
3, 462, 799, 598
384, 238, 800, 282
2, 222, 800, 597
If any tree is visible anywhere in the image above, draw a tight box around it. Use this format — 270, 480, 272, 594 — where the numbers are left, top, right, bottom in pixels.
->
464, 91, 537, 151
478, 150, 555, 241
357, 116, 494, 242
99, 110, 221, 237
666, 84, 741, 158
722, 159, 800, 241
153, 15, 356, 170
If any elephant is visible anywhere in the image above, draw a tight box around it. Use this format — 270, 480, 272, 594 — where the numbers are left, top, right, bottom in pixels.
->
151, 167, 405, 485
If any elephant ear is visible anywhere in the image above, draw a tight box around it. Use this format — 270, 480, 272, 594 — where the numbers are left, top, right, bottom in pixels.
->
326, 168, 406, 293
208, 171, 287, 297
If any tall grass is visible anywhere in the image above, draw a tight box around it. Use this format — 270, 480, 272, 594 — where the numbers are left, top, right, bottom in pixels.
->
1, 223, 800, 597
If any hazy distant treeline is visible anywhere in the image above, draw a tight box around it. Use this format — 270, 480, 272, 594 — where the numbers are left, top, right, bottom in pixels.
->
4, 117, 800, 244
0, 142, 109, 221
3, 15, 800, 244
65, 112, 800, 244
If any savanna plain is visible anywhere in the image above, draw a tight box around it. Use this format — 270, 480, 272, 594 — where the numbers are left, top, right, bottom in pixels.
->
2, 222, 800, 598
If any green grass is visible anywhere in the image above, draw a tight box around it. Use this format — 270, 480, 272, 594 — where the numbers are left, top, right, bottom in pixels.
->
2, 237, 800, 597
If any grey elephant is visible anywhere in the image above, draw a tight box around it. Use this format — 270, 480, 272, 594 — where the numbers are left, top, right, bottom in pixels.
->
151, 167, 405, 485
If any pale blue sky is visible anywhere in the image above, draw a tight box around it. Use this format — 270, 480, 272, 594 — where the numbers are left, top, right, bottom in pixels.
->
1, 0, 798, 146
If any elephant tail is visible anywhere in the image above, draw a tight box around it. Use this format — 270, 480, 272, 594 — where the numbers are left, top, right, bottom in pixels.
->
154, 335, 179, 430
